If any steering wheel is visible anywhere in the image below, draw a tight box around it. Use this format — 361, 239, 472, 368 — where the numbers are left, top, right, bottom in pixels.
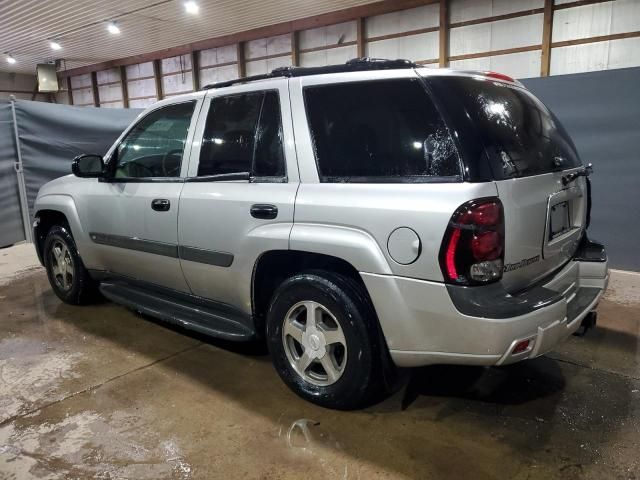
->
116, 160, 155, 178
161, 149, 183, 177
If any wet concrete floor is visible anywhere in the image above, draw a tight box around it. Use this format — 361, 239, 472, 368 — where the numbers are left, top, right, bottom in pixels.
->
0, 270, 639, 479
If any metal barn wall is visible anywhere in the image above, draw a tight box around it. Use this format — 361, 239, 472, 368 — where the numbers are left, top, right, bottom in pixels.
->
61, 0, 640, 108
0, 72, 49, 102
523, 67, 640, 271
299, 21, 358, 67
365, 4, 440, 63
552, 0, 640, 74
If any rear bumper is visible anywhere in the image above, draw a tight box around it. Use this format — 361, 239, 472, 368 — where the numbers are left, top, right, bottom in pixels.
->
362, 240, 608, 368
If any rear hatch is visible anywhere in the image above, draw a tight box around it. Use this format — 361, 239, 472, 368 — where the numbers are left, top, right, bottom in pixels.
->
425, 73, 587, 292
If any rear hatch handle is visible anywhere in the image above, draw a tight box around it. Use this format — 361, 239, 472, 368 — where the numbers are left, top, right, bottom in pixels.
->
562, 163, 593, 186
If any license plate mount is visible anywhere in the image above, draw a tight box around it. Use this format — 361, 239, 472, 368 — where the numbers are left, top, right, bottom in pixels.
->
550, 201, 570, 240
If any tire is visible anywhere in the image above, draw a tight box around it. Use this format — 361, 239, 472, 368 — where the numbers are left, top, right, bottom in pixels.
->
43, 224, 98, 305
266, 270, 395, 410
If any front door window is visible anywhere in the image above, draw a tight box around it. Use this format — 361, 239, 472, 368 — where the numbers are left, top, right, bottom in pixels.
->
114, 101, 196, 178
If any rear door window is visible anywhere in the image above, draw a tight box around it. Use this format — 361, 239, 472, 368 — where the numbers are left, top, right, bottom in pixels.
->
198, 91, 285, 178
433, 77, 581, 179
303, 79, 461, 182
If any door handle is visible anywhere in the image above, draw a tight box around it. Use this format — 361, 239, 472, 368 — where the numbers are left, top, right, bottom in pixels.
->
250, 204, 278, 219
151, 198, 171, 212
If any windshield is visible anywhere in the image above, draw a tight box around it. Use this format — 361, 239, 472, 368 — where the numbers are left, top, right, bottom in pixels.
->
430, 76, 581, 180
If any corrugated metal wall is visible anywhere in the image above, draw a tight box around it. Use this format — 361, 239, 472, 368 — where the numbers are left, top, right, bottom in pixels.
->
60, 0, 640, 107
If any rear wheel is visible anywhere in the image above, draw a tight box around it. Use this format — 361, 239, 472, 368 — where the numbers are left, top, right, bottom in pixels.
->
43, 225, 98, 305
266, 270, 394, 409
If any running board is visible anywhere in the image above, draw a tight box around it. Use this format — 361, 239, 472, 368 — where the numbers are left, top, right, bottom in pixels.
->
99, 281, 256, 341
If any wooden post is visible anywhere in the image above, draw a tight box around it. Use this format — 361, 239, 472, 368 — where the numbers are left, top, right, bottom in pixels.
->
153, 59, 163, 100
90, 71, 100, 107
356, 17, 365, 57
291, 31, 300, 66
237, 42, 246, 78
439, 0, 449, 68
541, 0, 554, 76
119, 65, 129, 108
66, 77, 74, 105
191, 51, 200, 91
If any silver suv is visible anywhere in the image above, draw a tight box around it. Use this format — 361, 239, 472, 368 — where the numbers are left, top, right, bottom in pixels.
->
34, 59, 609, 409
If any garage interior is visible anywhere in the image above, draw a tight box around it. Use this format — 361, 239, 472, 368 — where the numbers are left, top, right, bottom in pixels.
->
1, 0, 640, 478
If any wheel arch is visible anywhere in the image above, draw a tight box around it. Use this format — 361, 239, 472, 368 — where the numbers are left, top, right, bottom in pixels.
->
34, 195, 84, 266
251, 249, 377, 338
34, 209, 71, 265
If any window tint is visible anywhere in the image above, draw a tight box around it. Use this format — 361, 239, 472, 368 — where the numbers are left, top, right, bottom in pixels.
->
198, 91, 285, 178
304, 79, 460, 182
437, 77, 581, 179
115, 101, 195, 178
253, 92, 285, 177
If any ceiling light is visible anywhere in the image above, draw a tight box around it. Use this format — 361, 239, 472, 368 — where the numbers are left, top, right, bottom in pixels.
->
107, 21, 120, 34
184, 1, 199, 14
6, 54, 16, 64
50, 40, 62, 50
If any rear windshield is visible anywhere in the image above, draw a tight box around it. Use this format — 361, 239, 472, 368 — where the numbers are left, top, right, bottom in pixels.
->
304, 79, 461, 182
437, 77, 581, 179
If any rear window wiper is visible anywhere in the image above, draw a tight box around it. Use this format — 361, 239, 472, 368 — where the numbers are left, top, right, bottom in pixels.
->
562, 163, 593, 186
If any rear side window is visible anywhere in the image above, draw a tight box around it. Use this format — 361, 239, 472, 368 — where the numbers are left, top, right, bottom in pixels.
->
304, 79, 461, 182
437, 77, 581, 179
198, 91, 285, 178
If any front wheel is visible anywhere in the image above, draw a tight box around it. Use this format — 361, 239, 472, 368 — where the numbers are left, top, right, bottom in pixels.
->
266, 270, 393, 410
43, 225, 98, 305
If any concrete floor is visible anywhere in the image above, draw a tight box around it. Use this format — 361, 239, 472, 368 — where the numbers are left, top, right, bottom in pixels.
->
0, 246, 639, 479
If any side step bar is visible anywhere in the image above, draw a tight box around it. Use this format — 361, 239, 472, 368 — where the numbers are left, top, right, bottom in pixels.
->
99, 281, 256, 341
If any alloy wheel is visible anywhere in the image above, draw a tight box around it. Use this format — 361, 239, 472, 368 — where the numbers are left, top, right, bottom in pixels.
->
282, 300, 347, 386
49, 240, 74, 292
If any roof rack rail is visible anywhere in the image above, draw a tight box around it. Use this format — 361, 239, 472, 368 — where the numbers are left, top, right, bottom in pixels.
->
203, 57, 418, 90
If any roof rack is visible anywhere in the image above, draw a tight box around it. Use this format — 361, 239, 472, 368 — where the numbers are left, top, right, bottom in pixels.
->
202, 57, 418, 89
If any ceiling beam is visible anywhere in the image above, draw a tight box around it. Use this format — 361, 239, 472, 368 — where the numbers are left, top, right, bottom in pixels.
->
356, 17, 365, 57
153, 59, 163, 100
90, 71, 99, 107
191, 51, 200, 91
66, 77, 74, 105
438, 0, 449, 68
120, 65, 129, 108
58, 0, 438, 78
540, 0, 554, 76
237, 43, 246, 78
291, 31, 300, 66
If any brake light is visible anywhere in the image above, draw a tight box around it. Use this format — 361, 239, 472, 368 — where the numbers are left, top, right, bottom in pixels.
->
484, 71, 515, 83
439, 198, 505, 285
472, 231, 502, 260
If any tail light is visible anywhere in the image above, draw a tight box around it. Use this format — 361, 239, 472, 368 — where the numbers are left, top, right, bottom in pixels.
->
439, 198, 505, 285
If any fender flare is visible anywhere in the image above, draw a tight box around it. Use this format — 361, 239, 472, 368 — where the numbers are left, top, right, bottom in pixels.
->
34, 194, 87, 260
289, 223, 392, 275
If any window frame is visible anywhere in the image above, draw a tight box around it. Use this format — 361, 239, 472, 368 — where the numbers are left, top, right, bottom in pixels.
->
188, 88, 288, 184
102, 98, 201, 183
300, 75, 464, 184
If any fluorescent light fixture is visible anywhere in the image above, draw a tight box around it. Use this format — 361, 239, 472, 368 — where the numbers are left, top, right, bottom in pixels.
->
184, 1, 199, 14
107, 21, 120, 34
50, 40, 62, 50
6, 54, 16, 64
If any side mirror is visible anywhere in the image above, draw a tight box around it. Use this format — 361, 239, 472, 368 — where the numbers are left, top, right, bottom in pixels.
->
72, 154, 105, 178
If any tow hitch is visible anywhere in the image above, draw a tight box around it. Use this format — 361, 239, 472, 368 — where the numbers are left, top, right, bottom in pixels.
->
573, 310, 597, 337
